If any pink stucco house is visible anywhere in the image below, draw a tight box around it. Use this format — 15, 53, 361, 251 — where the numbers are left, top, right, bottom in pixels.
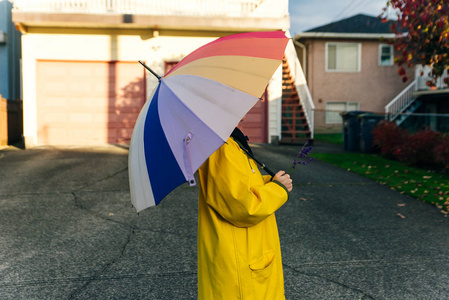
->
294, 14, 415, 132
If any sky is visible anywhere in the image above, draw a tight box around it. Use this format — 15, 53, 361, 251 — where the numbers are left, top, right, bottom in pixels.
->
288, 0, 392, 35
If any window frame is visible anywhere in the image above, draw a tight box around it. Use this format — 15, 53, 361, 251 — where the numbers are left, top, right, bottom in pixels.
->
325, 42, 361, 73
325, 102, 360, 124
378, 44, 394, 66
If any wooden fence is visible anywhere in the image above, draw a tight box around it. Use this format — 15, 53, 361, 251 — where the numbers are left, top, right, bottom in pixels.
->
0, 95, 6, 146
0, 95, 23, 147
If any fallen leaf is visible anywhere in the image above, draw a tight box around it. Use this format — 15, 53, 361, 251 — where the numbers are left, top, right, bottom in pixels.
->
397, 213, 406, 219
300, 198, 307, 201
108, 213, 114, 216
397, 203, 406, 207
423, 176, 432, 179
441, 210, 448, 215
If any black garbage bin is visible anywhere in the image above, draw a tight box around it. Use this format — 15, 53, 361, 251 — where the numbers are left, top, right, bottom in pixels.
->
341, 111, 365, 152
358, 113, 385, 153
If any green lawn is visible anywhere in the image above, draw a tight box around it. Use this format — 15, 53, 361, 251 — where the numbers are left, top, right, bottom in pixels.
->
313, 133, 343, 145
311, 152, 449, 213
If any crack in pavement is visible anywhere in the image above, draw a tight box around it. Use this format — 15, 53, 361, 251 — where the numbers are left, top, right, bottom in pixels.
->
68, 190, 136, 299
67, 226, 135, 300
283, 263, 376, 300
290, 257, 449, 269
1, 270, 197, 288
72, 167, 129, 192
2, 166, 195, 297
67, 181, 136, 299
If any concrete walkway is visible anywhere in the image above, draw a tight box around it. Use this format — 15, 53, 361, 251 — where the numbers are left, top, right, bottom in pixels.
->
0, 142, 448, 299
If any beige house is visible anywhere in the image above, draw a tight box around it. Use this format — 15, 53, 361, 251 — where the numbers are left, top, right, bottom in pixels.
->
12, 0, 309, 147
294, 14, 414, 132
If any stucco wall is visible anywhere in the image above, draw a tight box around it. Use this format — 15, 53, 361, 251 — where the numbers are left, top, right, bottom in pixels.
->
21, 28, 221, 146
305, 39, 413, 130
21, 28, 282, 146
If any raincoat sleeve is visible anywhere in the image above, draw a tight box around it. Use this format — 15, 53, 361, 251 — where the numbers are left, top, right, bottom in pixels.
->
201, 141, 289, 228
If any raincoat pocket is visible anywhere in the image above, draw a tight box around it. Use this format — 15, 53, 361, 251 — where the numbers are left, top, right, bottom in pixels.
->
249, 251, 275, 280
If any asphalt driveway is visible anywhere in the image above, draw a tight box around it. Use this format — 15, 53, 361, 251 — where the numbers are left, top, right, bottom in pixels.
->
0, 142, 448, 299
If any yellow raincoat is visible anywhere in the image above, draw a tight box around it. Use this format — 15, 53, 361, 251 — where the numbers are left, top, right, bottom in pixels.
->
198, 137, 289, 300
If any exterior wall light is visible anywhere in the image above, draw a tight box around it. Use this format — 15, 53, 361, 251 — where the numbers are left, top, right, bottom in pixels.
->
0, 31, 7, 44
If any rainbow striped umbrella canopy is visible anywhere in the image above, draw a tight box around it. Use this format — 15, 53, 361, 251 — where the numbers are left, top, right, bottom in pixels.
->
129, 31, 289, 212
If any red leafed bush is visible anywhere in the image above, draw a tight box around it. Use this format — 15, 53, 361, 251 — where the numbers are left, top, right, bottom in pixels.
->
372, 121, 408, 158
373, 121, 449, 171
396, 129, 442, 167
434, 134, 449, 170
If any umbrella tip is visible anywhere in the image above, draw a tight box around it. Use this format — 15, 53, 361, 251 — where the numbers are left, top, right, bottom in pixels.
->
138, 60, 161, 80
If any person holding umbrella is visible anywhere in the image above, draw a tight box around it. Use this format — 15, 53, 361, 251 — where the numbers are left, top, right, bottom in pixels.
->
128, 31, 291, 298
197, 125, 292, 299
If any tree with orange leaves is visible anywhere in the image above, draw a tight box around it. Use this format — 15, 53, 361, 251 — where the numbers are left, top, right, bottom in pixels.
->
381, 0, 449, 86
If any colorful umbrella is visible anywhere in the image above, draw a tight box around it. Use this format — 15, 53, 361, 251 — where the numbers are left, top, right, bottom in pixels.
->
129, 31, 289, 212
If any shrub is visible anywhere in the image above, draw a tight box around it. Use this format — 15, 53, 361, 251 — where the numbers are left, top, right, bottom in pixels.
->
396, 129, 442, 167
434, 134, 449, 170
372, 121, 408, 158
372, 122, 449, 171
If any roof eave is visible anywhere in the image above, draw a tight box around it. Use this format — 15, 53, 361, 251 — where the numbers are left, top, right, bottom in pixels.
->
295, 32, 397, 40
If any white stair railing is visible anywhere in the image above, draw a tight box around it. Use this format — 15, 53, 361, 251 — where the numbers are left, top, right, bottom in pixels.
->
385, 80, 417, 121
284, 31, 315, 138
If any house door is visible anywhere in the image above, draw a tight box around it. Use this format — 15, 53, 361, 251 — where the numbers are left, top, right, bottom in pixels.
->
238, 89, 268, 143
36, 60, 145, 145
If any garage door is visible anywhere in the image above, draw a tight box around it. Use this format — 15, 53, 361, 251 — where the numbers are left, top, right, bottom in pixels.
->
237, 89, 268, 143
36, 60, 145, 145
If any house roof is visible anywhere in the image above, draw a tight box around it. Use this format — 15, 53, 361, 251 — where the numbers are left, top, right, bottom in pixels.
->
296, 14, 399, 40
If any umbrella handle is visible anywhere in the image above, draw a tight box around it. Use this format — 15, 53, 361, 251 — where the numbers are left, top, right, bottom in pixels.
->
260, 164, 276, 177
242, 148, 276, 178
184, 132, 196, 186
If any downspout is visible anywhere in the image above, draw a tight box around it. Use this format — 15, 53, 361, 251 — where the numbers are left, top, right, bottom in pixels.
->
293, 39, 306, 77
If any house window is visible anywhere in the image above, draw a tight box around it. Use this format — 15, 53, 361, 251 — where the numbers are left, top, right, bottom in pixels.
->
164, 61, 178, 74
379, 44, 393, 66
325, 102, 359, 124
326, 43, 361, 72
